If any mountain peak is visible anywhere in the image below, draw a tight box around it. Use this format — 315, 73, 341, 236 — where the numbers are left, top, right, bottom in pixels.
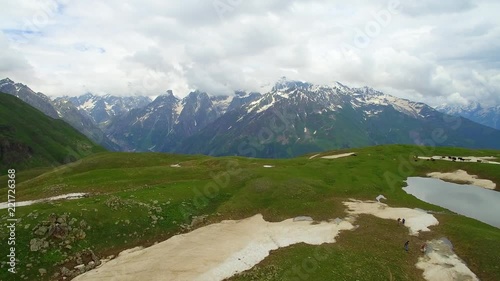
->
187, 90, 208, 98
154, 92, 178, 103
0, 77, 14, 84
272, 77, 312, 91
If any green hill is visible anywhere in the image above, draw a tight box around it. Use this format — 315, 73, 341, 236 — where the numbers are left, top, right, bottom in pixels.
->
0, 145, 499, 280
0, 93, 105, 171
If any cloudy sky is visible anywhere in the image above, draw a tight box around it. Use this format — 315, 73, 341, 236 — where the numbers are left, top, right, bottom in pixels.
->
1, 0, 500, 106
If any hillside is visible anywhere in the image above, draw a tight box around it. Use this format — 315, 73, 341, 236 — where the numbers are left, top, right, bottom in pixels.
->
0, 145, 499, 280
0, 93, 105, 170
0, 78, 121, 151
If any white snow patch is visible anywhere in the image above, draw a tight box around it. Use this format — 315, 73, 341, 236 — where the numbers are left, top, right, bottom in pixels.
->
263, 165, 274, 168
81, 99, 96, 110
105, 102, 113, 113
256, 102, 273, 114
350, 101, 360, 108
427, 170, 496, 190
175, 102, 184, 116
416, 238, 479, 281
364, 109, 383, 116
72, 214, 354, 281
0, 193, 88, 209
343, 200, 439, 235
211, 96, 233, 114
321, 152, 355, 159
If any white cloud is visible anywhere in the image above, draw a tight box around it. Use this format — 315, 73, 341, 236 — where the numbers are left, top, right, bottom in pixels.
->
446, 92, 469, 105
0, 0, 499, 106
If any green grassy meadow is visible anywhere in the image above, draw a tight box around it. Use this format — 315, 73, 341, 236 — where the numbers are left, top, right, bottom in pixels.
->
1, 145, 499, 280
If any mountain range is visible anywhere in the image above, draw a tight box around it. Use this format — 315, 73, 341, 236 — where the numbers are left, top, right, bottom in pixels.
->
2, 77, 500, 158
435, 102, 500, 130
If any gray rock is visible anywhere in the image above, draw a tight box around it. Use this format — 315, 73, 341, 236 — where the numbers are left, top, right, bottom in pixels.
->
60, 267, 71, 276
79, 220, 87, 229
38, 268, 47, 276
293, 216, 313, 222
34, 225, 48, 236
30, 238, 48, 252
90, 250, 101, 266
74, 228, 86, 240
74, 264, 85, 272
190, 215, 208, 227
332, 218, 344, 225
85, 261, 96, 271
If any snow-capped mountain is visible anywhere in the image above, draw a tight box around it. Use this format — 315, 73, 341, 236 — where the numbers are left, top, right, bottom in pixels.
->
106, 90, 248, 151
63, 93, 151, 126
3, 77, 500, 157
435, 102, 500, 130
176, 78, 500, 157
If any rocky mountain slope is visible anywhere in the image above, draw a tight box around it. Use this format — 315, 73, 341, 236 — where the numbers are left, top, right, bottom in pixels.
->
177, 79, 500, 157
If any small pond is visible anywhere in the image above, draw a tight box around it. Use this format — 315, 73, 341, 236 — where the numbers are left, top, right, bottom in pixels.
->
404, 177, 500, 228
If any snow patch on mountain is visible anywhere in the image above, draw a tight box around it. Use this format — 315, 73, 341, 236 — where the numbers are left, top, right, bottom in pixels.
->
81, 99, 96, 110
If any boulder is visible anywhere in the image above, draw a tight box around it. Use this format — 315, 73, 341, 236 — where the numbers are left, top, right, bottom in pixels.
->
30, 238, 48, 252
38, 268, 47, 276
34, 225, 48, 236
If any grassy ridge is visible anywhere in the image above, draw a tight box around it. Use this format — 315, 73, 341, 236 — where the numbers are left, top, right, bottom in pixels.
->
0, 93, 104, 171
0, 145, 499, 280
